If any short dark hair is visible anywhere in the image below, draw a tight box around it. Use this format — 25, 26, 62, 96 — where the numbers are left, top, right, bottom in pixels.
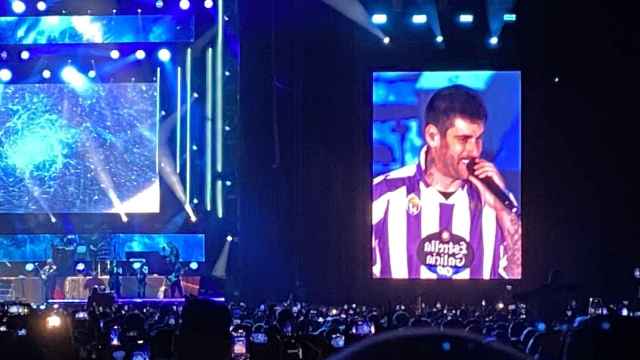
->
424, 84, 487, 134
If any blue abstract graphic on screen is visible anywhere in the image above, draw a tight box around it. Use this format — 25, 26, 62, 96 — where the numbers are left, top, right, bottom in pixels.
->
112, 234, 205, 262
0, 234, 54, 261
0, 83, 158, 213
0, 15, 194, 44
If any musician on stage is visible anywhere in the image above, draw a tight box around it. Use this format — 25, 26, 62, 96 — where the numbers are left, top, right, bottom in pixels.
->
107, 261, 122, 298
136, 264, 148, 298
167, 262, 184, 298
40, 258, 57, 301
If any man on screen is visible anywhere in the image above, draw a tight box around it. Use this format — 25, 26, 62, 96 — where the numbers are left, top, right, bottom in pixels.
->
372, 84, 521, 279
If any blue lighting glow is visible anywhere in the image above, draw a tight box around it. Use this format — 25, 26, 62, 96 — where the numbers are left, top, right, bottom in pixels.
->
189, 261, 199, 270
61, 66, 90, 92
204, 0, 214, 9
411, 14, 427, 24
459, 14, 474, 23
179, 0, 191, 10
155, 0, 164, 8
135, 49, 146, 60
87, 70, 96, 78
11, 1, 26, 15
489, 36, 499, 46
0, 69, 12, 82
371, 14, 388, 24
435, 35, 444, 43
36, 1, 47, 11
20, 50, 30, 60
42, 69, 51, 79
110, 49, 120, 59
158, 48, 171, 62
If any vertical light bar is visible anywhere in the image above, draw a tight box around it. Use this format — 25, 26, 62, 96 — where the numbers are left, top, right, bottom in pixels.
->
186, 47, 192, 205
176, 66, 182, 174
156, 67, 161, 175
205, 47, 213, 211
216, 180, 223, 218
215, 0, 224, 218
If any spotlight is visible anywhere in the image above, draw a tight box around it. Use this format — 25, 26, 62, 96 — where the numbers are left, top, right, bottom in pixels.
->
489, 36, 499, 46
371, 14, 387, 25
411, 14, 427, 24
382, 36, 391, 45
46, 314, 62, 329
503, 13, 517, 22
41, 69, 52, 79
11, 1, 26, 14
61, 66, 86, 88
458, 14, 474, 24
110, 49, 120, 60
120, 213, 128, 223
157, 48, 172, 62
155, 0, 164, 8
20, 50, 30, 60
36, 1, 47, 11
226, 235, 233, 242
135, 49, 146, 60
189, 261, 199, 270
204, 0, 213, 9
435, 35, 444, 43
75, 262, 86, 272
634, 267, 640, 279
87, 70, 96, 78
224, 180, 232, 186
49, 214, 56, 223
179, 0, 190, 10
25, 263, 35, 272
132, 261, 143, 270
185, 204, 197, 222
0, 68, 12, 82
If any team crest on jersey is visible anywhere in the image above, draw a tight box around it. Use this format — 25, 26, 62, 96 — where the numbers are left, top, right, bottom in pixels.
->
417, 230, 475, 277
406, 193, 421, 215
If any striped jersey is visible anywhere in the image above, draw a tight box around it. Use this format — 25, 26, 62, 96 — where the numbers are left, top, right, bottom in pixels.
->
372, 147, 509, 279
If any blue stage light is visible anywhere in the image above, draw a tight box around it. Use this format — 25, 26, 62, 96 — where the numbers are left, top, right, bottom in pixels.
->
11, 1, 26, 14
489, 36, 499, 46
25, 263, 35, 272
204, 0, 213, 8
459, 14, 474, 23
135, 49, 146, 60
0, 68, 12, 82
75, 262, 86, 272
158, 48, 172, 62
179, 0, 190, 10
155, 0, 164, 8
61, 66, 89, 91
411, 14, 427, 24
20, 50, 30, 60
42, 69, 51, 79
435, 35, 444, 43
87, 70, 96, 78
189, 261, 199, 270
110, 49, 120, 60
371, 14, 387, 25
36, 1, 47, 11
503, 13, 517, 22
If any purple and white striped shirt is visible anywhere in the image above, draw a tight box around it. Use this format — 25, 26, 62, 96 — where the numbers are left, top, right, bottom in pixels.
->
372, 147, 509, 279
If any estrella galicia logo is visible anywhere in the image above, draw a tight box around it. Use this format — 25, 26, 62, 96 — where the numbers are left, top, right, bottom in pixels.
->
417, 230, 475, 277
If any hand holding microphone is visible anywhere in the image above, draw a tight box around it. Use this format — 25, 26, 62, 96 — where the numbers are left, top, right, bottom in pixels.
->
466, 158, 520, 216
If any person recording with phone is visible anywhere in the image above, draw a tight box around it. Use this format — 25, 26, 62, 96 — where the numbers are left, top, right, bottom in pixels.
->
372, 84, 522, 279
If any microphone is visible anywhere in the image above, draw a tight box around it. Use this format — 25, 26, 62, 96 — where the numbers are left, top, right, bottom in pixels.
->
466, 159, 520, 215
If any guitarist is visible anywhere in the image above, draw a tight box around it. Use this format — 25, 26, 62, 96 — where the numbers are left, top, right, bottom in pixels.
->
167, 262, 184, 298
39, 259, 57, 301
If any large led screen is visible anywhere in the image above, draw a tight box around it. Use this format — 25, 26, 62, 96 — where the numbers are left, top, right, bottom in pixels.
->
372, 71, 521, 279
0, 82, 158, 213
